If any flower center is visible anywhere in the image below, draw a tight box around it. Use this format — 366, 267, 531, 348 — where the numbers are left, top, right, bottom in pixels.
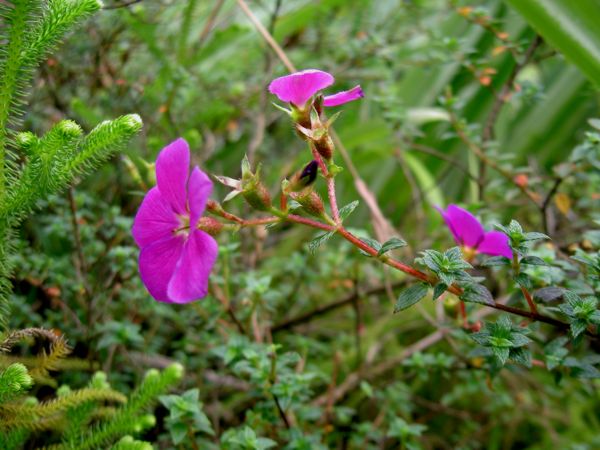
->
173, 214, 190, 237
461, 245, 477, 262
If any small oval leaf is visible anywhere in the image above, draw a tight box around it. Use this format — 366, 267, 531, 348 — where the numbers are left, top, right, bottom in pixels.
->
394, 283, 429, 313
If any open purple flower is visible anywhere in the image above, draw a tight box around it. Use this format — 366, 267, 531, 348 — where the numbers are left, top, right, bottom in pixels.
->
435, 204, 512, 259
132, 138, 218, 303
268, 69, 363, 109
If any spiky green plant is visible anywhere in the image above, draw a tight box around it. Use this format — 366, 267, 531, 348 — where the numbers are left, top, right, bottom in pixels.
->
0, 0, 142, 331
0, 2, 183, 448
0, 361, 183, 449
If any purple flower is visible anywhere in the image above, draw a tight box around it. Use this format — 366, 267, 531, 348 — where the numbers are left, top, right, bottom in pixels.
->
435, 204, 512, 259
132, 138, 218, 303
268, 69, 363, 108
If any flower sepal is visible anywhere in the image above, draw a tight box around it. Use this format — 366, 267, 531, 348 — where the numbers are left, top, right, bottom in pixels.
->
289, 188, 325, 218
290, 104, 312, 129
240, 155, 272, 211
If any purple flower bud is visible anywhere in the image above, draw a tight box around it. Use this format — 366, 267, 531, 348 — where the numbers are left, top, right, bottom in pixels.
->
299, 160, 319, 186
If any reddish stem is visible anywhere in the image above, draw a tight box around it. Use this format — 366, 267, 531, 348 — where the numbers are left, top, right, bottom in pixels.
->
287, 214, 335, 232
241, 217, 280, 226
520, 286, 538, 314
327, 176, 341, 223
210, 205, 244, 224
459, 301, 468, 328
310, 144, 329, 176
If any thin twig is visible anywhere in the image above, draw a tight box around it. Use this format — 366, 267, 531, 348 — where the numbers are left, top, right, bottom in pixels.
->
236, 0, 295, 72
478, 35, 543, 200
450, 111, 542, 207
313, 303, 500, 407
197, 0, 226, 47
67, 188, 94, 343
102, 0, 143, 10
482, 35, 543, 143
272, 281, 406, 332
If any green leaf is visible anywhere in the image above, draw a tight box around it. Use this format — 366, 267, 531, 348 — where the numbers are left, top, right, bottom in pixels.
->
510, 347, 532, 367
471, 331, 491, 346
432, 283, 447, 301
570, 319, 588, 339
523, 231, 550, 242
358, 237, 381, 257
459, 283, 494, 306
308, 231, 335, 254
509, 333, 532, 348
491, 346, 510, 366
377, 237, 408, 256
533, 287, 564, 304
438, 272, 456, 287
505, 0, 600, 87
520, 256, 549, 266
514, 273, 532, 290
339, 200, 359, 221
394, 283, 429, 313
421, 250, 442, 272
545, 337, 569, 370
589, 118, 600, 131
480, 256, 511, 267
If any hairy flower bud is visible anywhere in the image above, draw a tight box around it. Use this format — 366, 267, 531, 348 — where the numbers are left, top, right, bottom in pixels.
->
197, 216, 224, 236
240, 155, 272, 211
242, 182, 272, 211
295, 116, 335, 160
290, 189, 325, 217
312, 131, 334, 160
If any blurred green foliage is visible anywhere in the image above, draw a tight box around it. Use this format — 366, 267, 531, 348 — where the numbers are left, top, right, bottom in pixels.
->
1, 0, 599, 448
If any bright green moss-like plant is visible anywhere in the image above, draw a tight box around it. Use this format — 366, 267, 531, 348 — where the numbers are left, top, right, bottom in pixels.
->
0, 2, 182, 448
0, 0, 141, 331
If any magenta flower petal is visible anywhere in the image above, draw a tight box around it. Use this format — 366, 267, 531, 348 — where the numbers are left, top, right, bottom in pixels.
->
167, 230, 218, 303
268, 69, 334, 107
132, 187, 180, 248
323, 85, 364, 107
441, 205, 485, 248
138, 235, 185, 302
478, 231, 512, 258
156, 138, 190, 215
188, 166, 213, 227
434, 205, 462, 245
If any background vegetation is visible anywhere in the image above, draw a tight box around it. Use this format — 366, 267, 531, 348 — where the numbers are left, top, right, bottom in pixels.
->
1, 0, 599, 448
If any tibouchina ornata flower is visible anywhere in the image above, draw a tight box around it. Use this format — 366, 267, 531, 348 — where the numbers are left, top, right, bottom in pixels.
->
132, 138, 218, 303
435, 204, 512, 259
268, 69, 363, 109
